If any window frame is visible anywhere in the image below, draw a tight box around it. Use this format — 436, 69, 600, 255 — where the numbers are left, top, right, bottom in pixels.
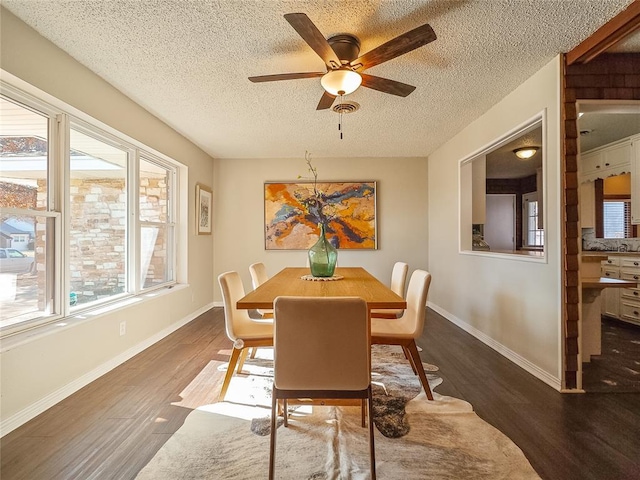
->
522, 192, 544, 248
602, 198, 632, 239
136, 153, 177, 292
1, 80, 182, 337
458, 110, 547, 263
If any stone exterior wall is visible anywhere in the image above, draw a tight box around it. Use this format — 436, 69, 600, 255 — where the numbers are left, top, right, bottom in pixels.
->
69, 177, 127, 304
31, 175, 168, 308
139, 176, 169, 289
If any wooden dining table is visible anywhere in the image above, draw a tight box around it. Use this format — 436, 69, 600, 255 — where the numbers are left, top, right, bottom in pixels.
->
237, 267, 406, 313
237, 266, 406, 408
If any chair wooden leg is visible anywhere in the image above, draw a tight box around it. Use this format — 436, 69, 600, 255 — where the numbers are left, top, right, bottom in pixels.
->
250, 347, 258, 359
367, 386, 377, 480
237, 347, 249, 373
405, 341, 434, 400
218, 347, 243, 401
269, 387, 277, 480
402, 346, 418, 374
283, 399, 288, 427
361, 399, 366, 427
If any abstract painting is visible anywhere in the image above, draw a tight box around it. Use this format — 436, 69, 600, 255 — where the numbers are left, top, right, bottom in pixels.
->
264, 181, 376, 250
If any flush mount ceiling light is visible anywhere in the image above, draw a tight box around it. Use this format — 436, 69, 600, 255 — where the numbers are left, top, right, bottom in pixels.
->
513, 147, 539, 160
320, 68, 362, 95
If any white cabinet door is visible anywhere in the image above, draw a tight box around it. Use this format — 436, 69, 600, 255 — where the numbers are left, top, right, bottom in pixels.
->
581, 139, 632, 183
603, 142, 631, 170
581, 151, 603, 176
600, 265, 620, 318
603, 289, 620, 318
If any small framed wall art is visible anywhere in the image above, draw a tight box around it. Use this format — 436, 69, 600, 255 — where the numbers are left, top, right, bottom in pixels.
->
196, 183, 212, 235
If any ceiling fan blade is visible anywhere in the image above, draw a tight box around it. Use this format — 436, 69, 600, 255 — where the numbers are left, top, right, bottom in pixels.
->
284, 13, 341, 68
360, 73, 416, 97
249, 72, 324, 83
316, 91, 337, 110
352, 23, 436, 71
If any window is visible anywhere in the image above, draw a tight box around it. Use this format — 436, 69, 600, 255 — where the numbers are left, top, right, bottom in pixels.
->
0, 95, 57, 329
459, 112, 546, 260
0, 84, 180, 334
139, 156, 175, 289
69, 124, 129, 308
603, 199, 631, 239
523, 193, 544, 247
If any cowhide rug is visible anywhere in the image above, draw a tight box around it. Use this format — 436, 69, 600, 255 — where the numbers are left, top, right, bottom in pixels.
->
136, 345, 540, 479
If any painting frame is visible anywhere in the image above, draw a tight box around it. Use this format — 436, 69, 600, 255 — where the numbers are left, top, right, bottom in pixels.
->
196, 183, 212, 235
264, 180, 377, 250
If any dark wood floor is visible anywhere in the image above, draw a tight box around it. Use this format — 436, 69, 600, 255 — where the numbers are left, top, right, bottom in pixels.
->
2, 307, 639, 480
582, 316, 640, 393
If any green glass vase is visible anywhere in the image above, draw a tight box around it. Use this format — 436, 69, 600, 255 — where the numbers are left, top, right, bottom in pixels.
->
308, 223, 338, 277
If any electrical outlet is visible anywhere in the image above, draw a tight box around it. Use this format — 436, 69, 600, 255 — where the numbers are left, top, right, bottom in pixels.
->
119, 321, 126, 336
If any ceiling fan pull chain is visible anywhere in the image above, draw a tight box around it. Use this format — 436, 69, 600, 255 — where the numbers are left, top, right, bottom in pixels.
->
338, 94, 344, 140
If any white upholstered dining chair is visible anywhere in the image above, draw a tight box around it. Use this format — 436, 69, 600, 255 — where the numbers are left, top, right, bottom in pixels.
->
217, 271, 273, 401
371, 261, 409, 319
371, 269, 434, 400
269, 296, 376, 480
249, 262, 273, 318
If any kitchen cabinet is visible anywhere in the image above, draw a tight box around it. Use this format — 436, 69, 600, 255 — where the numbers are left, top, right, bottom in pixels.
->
618, 257, 640, 326
601, 255, 640, 326
581, 255, 636, 362
580, 138, 632, 184
600, 258, 620, 318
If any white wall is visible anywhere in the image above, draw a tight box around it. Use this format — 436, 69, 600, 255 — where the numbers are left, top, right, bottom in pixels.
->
1, 8, 215, 433
212, 156, 429, 301
427, 57, 563, 388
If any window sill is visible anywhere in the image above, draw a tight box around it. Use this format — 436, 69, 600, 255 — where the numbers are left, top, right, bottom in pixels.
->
0, 284, 187, 353
460, 249, 547, 262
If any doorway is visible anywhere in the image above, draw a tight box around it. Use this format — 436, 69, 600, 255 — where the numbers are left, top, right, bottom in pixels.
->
578, 101, 640, 393
485, 194, 516, 251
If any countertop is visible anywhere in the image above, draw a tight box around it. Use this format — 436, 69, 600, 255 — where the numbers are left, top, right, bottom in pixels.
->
582, 276, 638, 289
581, 253, 609, 262
488, 249, 544, 257
582, 251, 640, 258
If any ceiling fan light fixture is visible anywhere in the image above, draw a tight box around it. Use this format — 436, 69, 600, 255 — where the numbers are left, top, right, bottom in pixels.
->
321, 68, 362, 96
513, 147, 539, 160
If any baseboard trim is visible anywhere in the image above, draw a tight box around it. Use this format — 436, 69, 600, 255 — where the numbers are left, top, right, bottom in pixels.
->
428, 302, 562, 391
0, 302, 214, 437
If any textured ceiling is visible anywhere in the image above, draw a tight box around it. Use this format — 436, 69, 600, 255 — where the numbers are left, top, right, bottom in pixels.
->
2, 0, 636, 160
579, 111, 640, 152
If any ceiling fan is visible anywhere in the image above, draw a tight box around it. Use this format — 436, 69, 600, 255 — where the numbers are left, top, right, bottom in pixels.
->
249, 13, 437, 110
